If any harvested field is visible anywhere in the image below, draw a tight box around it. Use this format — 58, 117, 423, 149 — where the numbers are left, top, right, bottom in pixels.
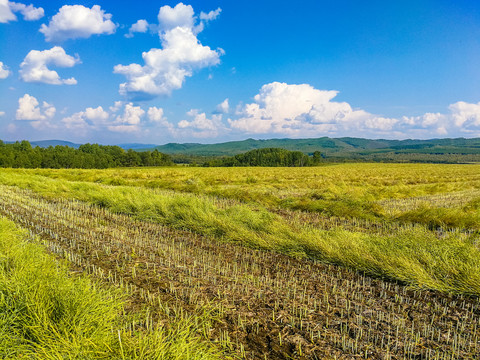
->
1, 185, 478, 359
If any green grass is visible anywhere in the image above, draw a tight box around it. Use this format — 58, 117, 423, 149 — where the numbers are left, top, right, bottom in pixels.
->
1, 168, 480, 296
0, 217, 223, 359
9, 164, 480, 227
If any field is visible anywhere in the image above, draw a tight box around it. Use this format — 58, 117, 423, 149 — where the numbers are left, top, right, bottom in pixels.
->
0, 163, 479, 359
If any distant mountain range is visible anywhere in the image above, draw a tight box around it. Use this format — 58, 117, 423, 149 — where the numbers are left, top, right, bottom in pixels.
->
150, 137, 480, 157
30, 140, 81, 149
6, 137, 480, 162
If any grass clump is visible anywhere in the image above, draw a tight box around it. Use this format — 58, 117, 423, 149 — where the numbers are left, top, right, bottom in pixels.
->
302, 226, 480, 294
0, 217, 222, 359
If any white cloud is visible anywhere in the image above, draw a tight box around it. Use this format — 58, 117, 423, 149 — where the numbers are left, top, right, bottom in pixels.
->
85, 106, 109, 122
126, 19, 149, 38
215, 98, 229, 113
62, 105, 109, 130
43, 102, 56, 118
147, 106, 176, 133
147, 106, 165, 122
62, 111, 86, 130
16, 94, 55, 121
158, 3, 194, 32
0, 61, 10, 79
114, 3, 223, 100
199, 8, 221, 21
116, 103, 144, 125
20, 46, 80, 85
229, 82, 362, 135
62, 102, 164, 134
401, 112, 445, 129
40, 5, 116, 42
227, 82, 449, 138
225, 82, 480, 138
109, 101, 123, 113
363, 116, 398, 131
0, 0, 15, 22
449, 101, 480, 128
9, 1, 43, 21
108, 103, 145, 132
178, 109, 223, 137
0, 111, 5, 116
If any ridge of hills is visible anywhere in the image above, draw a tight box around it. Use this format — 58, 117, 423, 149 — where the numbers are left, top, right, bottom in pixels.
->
5, 137, 480, 162
150, 137, 480, 157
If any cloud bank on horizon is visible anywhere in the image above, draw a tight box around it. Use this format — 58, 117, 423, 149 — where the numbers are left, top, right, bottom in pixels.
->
1, 1, 480, 143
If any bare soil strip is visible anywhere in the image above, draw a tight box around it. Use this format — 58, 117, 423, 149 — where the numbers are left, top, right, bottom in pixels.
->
0, 185, 478, 359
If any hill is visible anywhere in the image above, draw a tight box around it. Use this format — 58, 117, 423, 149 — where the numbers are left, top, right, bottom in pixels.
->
155, 137, 480, 158
29, 140, 81, 148
153, 138, 342, 155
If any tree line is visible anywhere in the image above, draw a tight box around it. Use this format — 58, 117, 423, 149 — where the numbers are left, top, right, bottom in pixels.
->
204, 148, 323, 167
0, 141, 173, 169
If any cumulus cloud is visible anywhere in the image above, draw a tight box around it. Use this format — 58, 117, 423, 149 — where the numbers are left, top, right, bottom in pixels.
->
178, 109, 223, 137
0, 0, 15, 22
62, 106, 109, 130
147, 106, 176, 133
115, 103, 144, 125
449, 101, 480, 129
61, 103, 177, 137
401, 112, 446, 135
0, 111, 5, 116
157, 3, 195, 32
40, 5, 116, 42
0, 61, 11, 79
62, 111, 87, 130
114, 3, 223, 100
228, 82, 359, 135
125, 19, 149, 38
147, 106, 165, 122
1, 0, 43, 22
20, 46, 80, 85
16, 94, 55, 121
85, 106, 109, 122
107, 103, 145, 132
227, 82, 441, 138
9, 1, 43, 21
225, 82, 480, 138
215, 98, 229, 114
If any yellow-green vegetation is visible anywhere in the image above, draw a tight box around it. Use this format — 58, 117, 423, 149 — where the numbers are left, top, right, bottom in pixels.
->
1, 164, 480, 359
15, 163, 480, 225
1, 185, 478, 359
0, 217, 222, 359
0, 164, 479, 295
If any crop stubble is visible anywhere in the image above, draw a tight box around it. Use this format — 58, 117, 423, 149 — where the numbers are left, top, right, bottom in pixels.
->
0, 185, 479, 359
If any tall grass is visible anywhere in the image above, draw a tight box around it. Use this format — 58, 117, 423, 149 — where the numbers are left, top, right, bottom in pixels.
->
7, 164, 480, 228
1, 170, 480, 295
0, 217, 222, 359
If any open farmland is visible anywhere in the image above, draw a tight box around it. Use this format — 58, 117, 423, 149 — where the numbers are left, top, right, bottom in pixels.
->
0, 164, 480, 359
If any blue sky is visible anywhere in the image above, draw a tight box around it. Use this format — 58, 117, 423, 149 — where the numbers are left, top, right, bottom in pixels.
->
1, 0, 480, 144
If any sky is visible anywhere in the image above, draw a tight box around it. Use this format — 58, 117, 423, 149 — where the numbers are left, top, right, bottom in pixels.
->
1, 0, 480, 144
